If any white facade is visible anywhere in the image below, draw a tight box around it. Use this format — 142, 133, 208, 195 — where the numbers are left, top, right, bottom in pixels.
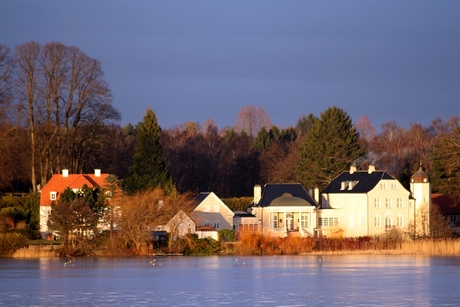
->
318, 165, 430, 237
165, 210, 196, 239
192, 192, 234, 231
250, 184, 318, 238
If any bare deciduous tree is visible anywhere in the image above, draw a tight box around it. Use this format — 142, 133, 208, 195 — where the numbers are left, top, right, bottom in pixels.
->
117, 189, 165, 252
13, 41, 120, 190
234, 105, 272, 138
0, 43, 13, 112
14, 41, 41, 192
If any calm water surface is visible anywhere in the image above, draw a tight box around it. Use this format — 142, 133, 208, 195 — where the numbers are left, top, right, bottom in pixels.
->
1, 255, 459, 306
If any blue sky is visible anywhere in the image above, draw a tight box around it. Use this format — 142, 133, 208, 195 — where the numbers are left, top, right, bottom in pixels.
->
1, 1, 459, 130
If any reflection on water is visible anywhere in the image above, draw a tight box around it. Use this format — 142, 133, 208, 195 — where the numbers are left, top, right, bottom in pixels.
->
1, 255, 460, 306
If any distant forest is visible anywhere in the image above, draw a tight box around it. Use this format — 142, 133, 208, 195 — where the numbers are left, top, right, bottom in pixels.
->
1, 42, 459, 197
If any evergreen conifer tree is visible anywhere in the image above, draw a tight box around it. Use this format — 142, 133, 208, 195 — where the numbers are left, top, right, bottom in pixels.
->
124, 108, 175, 195
296, 107, 365, 189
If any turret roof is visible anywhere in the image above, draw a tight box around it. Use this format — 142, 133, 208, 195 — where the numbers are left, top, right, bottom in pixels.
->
411, 165, 429, 183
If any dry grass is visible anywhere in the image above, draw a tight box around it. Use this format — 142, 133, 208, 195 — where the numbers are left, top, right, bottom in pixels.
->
12, 245, 60, 258
227, 232, 460, 256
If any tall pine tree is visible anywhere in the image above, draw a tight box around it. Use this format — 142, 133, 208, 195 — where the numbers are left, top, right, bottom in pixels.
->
124, 108, 175, 195
296, 107, 365, 189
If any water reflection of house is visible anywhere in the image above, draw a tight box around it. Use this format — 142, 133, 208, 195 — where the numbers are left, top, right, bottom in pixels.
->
249, 183, 318, 237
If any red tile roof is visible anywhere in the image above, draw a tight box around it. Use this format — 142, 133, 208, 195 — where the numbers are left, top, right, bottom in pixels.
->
432, 194, 460, 215
40, 172, 108, 207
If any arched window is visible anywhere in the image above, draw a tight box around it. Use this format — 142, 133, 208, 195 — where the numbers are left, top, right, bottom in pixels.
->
385, 217, 392, 230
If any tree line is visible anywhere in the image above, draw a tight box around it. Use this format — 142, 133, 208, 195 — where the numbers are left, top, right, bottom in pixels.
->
1, 41, 459, 255
1, 41, 460, 198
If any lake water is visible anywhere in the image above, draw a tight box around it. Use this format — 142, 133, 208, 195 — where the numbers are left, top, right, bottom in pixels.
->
1, 255, 460, 306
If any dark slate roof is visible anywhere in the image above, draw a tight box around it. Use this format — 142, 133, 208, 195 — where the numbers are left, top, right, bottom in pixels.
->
194, 192, 210, 204
255, 183, 316, 207
233, 211, 256, 218
271, 193, 311, 207
321, 170, 396, 194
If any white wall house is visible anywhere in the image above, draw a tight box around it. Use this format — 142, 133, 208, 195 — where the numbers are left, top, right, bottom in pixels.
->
165, 210, 196, 239
249, 183, 318, 238
318, 164, 431, 237
191, 192, 234, 240
39, 169, 109, 239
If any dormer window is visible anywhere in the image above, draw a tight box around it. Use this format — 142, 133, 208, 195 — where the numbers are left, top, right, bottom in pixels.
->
348, 181, 359, 190
50, 192, 57, 201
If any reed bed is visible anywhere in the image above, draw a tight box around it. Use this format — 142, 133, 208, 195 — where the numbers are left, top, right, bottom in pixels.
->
227, 232, 460, 256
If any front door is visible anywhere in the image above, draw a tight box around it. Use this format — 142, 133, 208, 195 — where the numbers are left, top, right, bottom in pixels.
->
286, 214, 294, 231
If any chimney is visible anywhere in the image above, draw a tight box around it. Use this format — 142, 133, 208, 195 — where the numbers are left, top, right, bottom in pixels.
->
62, 169, 69, 177
350, 165, 357, 174
254, 185, 262, 205
314, 187, 319, 203
368, 164, 375, 174
95, 169, 101, 177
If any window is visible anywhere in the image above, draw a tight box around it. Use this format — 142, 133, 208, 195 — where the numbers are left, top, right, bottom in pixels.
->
397, 198, 403, 208
50, 192, 57, 201
213, 205, 220, 213
385, 217, 392, 230
391, 183, 398, 189
374, 198, 381, 208
380, 183, 387, 189
386, 198, 392, 208
213, 221, 220, 230
397, 216, 403, 227
203, 205, 210, 212
273, 215, 278, 228
204, 220, 211, 227
374, 215, 381, 228
318, 217, 339, 227
300, 214, 308, 228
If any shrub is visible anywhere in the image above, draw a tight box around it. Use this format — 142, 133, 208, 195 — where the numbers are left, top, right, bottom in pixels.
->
183, 234, 221, 255
0, 232, 28, 257
219, 229, 235, 242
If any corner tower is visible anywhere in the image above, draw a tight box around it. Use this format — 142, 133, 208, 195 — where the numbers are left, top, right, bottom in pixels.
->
410, 164, 432, 236
410, 164, 431, 210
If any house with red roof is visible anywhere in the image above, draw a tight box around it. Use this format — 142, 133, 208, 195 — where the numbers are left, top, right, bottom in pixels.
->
432, 194, 460, 236
39, 169, 109, 238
